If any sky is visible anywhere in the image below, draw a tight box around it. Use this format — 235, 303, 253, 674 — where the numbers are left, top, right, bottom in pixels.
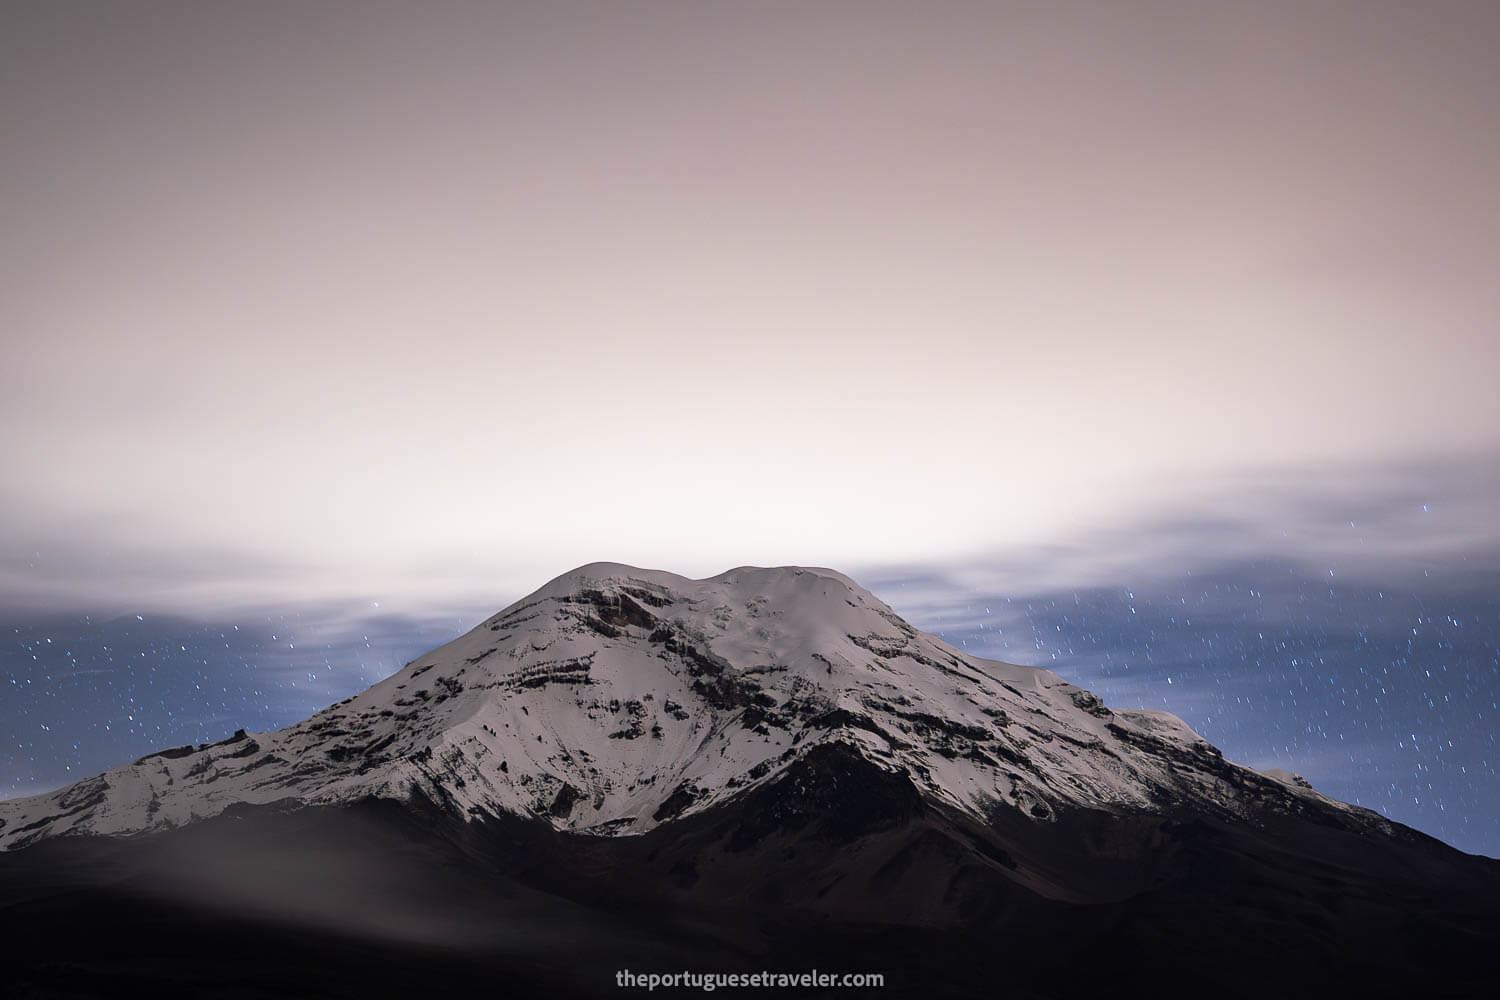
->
2, 3, 1497, 854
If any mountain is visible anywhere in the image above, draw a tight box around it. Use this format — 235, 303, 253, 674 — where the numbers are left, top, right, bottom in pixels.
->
2, 563, 1498, 999
0, 563, 1391, 848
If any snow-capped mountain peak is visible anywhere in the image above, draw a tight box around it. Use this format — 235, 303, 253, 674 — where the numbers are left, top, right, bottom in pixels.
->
0, 563, 1374, 850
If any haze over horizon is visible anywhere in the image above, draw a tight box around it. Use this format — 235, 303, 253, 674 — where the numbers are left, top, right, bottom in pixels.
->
3, 3, 1498, 856
5, 1, 1500, 612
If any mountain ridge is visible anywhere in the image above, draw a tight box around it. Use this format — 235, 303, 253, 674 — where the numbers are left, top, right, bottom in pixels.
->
0, 562, 1401, 854
3, 563, 1500, 997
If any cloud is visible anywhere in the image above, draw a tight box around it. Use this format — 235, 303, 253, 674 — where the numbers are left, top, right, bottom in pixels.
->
855, 449, 1500, 602
850, 464, 1500, 857
1, 449, 1495, 623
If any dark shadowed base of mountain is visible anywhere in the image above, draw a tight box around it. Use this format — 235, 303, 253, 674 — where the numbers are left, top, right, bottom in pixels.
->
3, 744, 1497, 1000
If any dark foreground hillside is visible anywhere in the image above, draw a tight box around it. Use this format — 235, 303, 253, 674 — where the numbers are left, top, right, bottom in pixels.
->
4, 745, 1498, 1000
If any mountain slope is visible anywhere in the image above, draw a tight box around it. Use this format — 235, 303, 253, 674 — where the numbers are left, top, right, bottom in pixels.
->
0, 563, 1387, 853
2, 731, 1497, 999
3, 563, 1498, 998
